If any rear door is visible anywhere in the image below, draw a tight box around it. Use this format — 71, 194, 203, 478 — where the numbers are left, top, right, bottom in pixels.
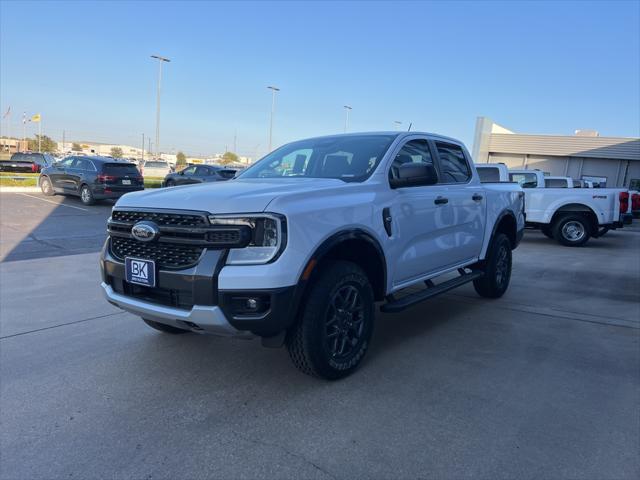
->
432, 140, 485, 265
65, 157, 92, 193
195, 165, 215, 182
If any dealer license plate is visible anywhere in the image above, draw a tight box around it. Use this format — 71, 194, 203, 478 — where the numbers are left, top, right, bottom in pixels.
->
125, 257, 155, 287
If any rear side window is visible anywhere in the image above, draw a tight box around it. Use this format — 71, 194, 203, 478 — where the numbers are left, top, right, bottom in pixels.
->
218, 169, 236, 179
477, 167, 500, 182
434, 142, 471, 183
510, 173, 538, 188
103, 163, 140, 175
545, 178, 568, 188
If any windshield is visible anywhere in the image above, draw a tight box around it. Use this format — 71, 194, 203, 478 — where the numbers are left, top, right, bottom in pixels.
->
238, 134, 397, 182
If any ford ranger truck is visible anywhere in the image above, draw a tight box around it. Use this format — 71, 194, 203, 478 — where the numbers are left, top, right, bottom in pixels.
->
477, 164, 628, 246
101, 133, 525, 379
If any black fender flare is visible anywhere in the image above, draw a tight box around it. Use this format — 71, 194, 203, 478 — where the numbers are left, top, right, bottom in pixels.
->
487, 209, 519, 252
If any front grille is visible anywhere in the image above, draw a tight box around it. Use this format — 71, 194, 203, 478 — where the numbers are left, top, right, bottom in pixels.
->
111, 210, 207, 227
110, 236, 203, 269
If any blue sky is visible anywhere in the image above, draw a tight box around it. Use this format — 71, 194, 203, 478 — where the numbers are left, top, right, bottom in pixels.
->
1, 0, 638, 158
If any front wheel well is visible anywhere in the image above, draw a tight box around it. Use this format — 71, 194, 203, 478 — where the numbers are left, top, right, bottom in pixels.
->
310, 236, 386, 302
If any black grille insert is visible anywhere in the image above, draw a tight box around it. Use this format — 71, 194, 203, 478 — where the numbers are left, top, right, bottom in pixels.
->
111, 210, 207, 227
110, 237, 203, 269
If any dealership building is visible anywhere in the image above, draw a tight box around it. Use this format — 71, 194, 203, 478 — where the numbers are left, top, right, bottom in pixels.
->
472, 117, 640, 189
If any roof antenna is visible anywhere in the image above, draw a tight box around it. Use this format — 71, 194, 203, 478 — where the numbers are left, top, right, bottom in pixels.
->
407, 123, 412, 132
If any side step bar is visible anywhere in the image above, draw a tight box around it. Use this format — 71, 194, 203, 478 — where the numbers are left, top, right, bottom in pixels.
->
381, 270, 483, 313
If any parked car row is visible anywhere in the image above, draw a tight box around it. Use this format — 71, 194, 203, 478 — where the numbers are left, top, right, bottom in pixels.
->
39, 156, 144, 205
476, 163, 636, 246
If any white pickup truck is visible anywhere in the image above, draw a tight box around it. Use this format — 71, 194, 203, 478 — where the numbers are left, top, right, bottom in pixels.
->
476, 163, 628, 246
101, 133, 525, 379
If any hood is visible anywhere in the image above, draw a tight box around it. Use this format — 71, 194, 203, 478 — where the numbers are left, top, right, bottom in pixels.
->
115, 177, 345, 213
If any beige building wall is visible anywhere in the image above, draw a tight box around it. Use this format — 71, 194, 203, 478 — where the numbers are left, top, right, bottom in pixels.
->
474, 117, 640, 188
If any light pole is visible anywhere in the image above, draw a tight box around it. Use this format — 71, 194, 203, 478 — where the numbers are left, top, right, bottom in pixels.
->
151, 55, 170, 159
394, 120, 402, 130
267, 86, 279, 152
343, 105, 352, 133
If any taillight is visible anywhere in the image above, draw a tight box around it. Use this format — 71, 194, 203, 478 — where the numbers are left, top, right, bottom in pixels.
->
632, 194, 640, 210
97, 174, 116, 183
619, 192, 629, 213
31, 163, 38, 173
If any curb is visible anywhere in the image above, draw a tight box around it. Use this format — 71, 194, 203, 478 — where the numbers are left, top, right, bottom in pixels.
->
0, 186, 41, 193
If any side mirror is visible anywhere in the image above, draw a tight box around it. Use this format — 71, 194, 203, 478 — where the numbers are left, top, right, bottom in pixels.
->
390, 163, 438, 188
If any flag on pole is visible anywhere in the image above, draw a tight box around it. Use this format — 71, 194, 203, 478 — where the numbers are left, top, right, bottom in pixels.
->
2, 106, 10, 119
30, 113, 41, 123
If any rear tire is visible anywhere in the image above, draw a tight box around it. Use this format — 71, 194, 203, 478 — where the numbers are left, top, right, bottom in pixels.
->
553, 214, 591, 247
39, 176, 55, 196
143, 318, 190, 334
286, 261, 375, 380
79, 184, 95, 205
473, 233, 512, 299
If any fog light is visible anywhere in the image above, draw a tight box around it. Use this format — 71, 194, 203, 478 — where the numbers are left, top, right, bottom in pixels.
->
246, 298, 258, 310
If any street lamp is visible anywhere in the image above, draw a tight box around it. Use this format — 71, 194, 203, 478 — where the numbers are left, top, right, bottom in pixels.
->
151, 55, 171, 159
343, 105, 352, 133
394, 120, 402, 130
267, 86, 280, 152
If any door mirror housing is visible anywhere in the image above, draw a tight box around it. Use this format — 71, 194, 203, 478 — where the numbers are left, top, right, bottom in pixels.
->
390, 163, 438, 188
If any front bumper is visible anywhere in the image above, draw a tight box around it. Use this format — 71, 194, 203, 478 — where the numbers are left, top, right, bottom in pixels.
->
102, 282, 248, 336
101, 239, 299, 337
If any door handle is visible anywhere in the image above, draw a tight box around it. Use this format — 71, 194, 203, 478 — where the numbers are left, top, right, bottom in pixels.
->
472, 194, 483, 201
434, 197, 448, 205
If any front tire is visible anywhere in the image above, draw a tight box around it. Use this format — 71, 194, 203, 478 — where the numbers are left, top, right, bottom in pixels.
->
143, 318, 190, 334
473, 233, 512, 299
165, 179, 175, 187
40, 176, 55, 196
553, 214, 591, 247
286, 261, 375, 380
79, 184, 95, 205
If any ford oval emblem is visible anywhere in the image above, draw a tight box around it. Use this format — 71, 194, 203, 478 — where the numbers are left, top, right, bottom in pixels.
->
131, 221, 159, 242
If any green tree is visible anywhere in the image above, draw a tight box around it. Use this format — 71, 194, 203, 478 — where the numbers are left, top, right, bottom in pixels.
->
72, 142, 82, 151
27, 135, 57, 153
176, 151, 187, 168
110, 147, 123, 158
220, 151, 239, 165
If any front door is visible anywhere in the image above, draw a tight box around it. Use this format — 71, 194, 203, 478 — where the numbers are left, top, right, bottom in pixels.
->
388, 138, 461, 288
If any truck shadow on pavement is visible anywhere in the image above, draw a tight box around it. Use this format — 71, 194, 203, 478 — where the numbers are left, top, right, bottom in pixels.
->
0, 193, 113, 263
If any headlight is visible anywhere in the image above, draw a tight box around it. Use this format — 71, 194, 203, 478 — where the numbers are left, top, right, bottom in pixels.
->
208, 213, 286, 265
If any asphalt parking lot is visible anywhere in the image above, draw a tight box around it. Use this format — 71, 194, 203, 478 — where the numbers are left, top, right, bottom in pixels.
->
1, 192, 639, 480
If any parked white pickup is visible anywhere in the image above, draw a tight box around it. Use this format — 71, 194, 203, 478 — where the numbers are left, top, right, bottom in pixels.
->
475, 164, 628, 246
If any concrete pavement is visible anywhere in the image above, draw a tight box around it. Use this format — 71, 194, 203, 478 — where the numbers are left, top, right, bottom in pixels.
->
1, 192, 638, 479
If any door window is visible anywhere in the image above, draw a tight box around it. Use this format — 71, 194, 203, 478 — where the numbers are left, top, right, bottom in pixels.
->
434, 142, 471, 183
181, 166, 197, 175
389, 139, 435, 183
509, 172, 538, 188
60, 157, 75, 168
195, 166, 210, 176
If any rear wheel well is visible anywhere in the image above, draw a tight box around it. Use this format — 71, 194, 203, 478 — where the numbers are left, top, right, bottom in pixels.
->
312, 237, 386, 302
551, 204, 598, 234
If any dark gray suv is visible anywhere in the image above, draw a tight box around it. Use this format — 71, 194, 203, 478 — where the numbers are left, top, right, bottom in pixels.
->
39, 156, 144, 205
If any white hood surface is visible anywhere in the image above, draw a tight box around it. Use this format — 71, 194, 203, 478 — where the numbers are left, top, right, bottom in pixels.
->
115, 177, 345, 214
